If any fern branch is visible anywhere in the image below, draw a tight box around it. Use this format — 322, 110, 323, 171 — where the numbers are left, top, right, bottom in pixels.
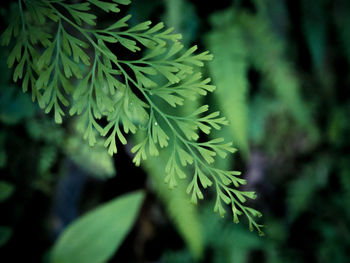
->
0, 0, 263, 234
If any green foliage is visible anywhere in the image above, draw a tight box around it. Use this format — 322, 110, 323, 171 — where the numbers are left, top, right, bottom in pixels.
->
0, 49, 36, 125
301, 0, 327, 71
0, 180, 14, 248
287, 157, 331, 222
206, 12, 249, 157
205, 3, 319, 158
337, 159, 350, 221
63, 134, 115, 179
248, 95, 282, 145
26, 117, 65, 144
2, 0, 350, 262
0, 83, 36, 125
1, 0, 262, 233
333, 0, 350, 63
0, 181, 14, 202
239, 10, 317, 139
161, 250, 194, 263
202, 207, 263, 263
0, 226, 12, 248
37, 145, 58, 176
0, 132, 7, 169
2, 0, 350, 261
141, 143, 204, 259
163, 0, 198, 48
161, 206, 283, 263
25, 116, 116, 179
51, 191, 145, 263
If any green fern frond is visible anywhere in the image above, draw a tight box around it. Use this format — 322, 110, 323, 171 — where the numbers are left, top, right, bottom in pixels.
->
239, 11, 318, 140
206, 20, 250, 157
1, 0, 262, 234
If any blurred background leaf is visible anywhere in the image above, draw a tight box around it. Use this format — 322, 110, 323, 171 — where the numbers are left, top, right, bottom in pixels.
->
142, 151, 204, 260
0, 226, 12, 248
0, 181, 14, 202
207, 15, 250, 157
50, 191, 144, 263
63, 134, 116, 179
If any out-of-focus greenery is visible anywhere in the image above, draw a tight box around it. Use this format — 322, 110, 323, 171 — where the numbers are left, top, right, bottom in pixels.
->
160, 0, 350, 262
1, 0, 350, 262
51, 191, 144, 263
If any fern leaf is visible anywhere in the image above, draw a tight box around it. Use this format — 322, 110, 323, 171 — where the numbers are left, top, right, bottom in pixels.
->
206, 24, 249, 157
1, 0, 263, 234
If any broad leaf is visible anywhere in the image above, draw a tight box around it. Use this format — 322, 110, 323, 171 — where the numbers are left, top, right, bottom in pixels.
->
51, 191, 145, 263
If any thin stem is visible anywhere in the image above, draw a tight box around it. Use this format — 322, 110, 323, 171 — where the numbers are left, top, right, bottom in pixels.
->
18, 0, 26, 33
48, 2, 110, 59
